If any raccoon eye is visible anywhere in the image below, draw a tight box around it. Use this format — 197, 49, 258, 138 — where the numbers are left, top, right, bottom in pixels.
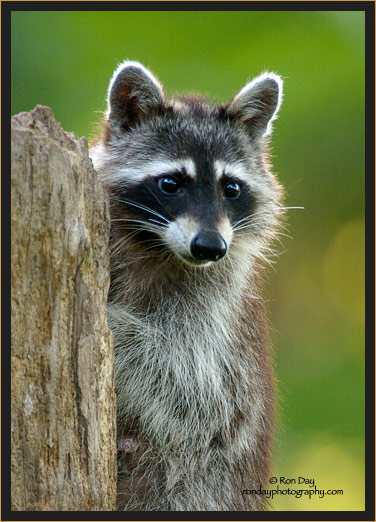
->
224, 181, 241, 199
158, 176, 181, 194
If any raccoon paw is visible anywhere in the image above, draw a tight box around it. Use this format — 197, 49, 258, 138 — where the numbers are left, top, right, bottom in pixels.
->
118, 436, 138, 453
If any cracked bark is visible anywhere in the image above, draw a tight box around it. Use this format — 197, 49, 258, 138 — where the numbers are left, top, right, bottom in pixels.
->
11, 106, 116, 511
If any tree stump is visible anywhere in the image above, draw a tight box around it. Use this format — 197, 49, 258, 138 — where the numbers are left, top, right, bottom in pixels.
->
11, 106, 116, 511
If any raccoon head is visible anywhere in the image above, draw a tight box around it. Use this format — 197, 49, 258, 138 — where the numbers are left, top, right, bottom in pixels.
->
90, 61, 283, 268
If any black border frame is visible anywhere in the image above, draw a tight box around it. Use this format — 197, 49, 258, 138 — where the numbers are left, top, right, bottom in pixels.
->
2, 2, 374, 521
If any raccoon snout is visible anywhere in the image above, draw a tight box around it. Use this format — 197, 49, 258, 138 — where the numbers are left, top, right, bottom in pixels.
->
191, 232, 227, 262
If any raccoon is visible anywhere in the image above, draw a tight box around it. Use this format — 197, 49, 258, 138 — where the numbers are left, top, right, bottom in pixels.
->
90, 61, 284, 511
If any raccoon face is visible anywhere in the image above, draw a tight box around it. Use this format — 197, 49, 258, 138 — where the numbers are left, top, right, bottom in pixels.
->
90, 61, 283, 267
115, 158, 256, 266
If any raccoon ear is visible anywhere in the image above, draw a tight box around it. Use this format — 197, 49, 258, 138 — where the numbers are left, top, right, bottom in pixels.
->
228, 73, 283, 139
107, 61, 164, 131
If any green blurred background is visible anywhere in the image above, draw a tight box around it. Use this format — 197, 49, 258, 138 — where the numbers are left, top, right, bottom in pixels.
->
11, 10, 365, 511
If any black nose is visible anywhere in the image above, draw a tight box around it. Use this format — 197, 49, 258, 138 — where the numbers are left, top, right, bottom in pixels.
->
191, 232, 227, 262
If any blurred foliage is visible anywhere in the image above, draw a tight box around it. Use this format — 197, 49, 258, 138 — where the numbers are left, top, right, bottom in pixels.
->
12, 10, 365, 511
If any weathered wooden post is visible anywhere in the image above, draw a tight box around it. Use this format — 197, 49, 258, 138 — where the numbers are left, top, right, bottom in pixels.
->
11, 106, 116, 511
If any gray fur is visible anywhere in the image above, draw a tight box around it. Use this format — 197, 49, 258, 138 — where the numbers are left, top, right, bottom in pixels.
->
90, 61, 284, 511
